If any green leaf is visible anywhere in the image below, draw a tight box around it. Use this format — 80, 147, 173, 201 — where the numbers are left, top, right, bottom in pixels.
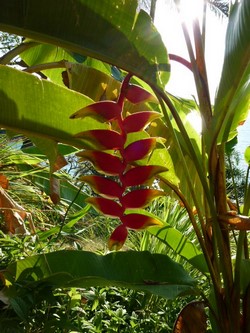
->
21, 43, 79, 86
65, 62, 120, 101
20, 43, 111, 87
4, 250, 197, 300
29, 137, 67, 173
211, 0, 250, 146
23, 143, 78, 157
38, 205, 91, 240
148, 225, 208, 273
2, 150, 43, 166
0, 0, 170, 87
244, 146, 250, 165
149, 145, 179, 187
0, 66, 107, 145
31, 171, 88, 209
240, 259, 250, 294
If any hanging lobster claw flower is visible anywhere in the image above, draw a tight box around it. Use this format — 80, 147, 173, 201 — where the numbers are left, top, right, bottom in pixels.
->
73, 74, 168, 251
123, 138, 156, 162
121, 165, 168, 187
125, 84, 158, 104
77, 150, 125, 176
108, 224, 128, 251
70, 101, 122, 122
121, 189, 164, 209
75, 129, 124, 150
121, 213, 163, 229
81, 175, 123, 199
123, 111, 161, 133
86, 197, 123, 218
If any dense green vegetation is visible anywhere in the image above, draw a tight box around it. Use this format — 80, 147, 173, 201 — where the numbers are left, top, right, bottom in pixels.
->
0, 0, 249, 332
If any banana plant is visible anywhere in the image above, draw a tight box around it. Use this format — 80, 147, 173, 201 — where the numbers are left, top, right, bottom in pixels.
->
0, 0, 250, 332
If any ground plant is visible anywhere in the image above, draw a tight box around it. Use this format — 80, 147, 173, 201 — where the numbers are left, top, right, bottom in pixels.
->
0, 0, 249, 332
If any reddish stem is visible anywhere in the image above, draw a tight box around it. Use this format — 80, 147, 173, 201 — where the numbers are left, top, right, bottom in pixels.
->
169, 53, 192, 72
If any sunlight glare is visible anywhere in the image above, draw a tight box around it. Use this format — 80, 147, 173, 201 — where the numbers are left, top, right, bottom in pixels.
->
177, 0, 204, 26
187, 111, 202, 134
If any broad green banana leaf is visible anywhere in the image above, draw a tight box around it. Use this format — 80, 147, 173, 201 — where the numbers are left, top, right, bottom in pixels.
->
210, 0, 250, 148
0, 0, 170, 88
0, 66, 108, 146
148, 225, 208, 273
3, 250, 197, 300
19, 43, 111, 86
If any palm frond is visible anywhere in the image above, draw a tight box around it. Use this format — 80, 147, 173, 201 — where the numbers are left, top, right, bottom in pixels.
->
208, 0, 229, 17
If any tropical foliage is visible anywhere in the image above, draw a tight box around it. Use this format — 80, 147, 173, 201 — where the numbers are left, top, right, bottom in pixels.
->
0, 0, 250, 332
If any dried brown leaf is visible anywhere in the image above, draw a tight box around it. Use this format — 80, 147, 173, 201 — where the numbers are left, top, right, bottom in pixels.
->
173, 301, 207, 333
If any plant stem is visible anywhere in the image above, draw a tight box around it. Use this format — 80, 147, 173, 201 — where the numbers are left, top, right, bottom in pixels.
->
0, 41, 38, 64
23, 60, 68, 73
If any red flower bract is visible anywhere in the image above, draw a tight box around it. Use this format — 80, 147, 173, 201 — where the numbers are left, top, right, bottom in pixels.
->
72, 74, 167, 251
124, 84, 158, 104
123, 138, 156, 162
123, 111, 161, 133
81, 175, 123, 199
70, 101, 122, 122
121, 213, 163, 229
75, 129, 124, 150
121, 165, 168, 187
77, 150, 125, 176
121, 189, 164, 209
86, 197, 123, 218
108, 224, 128, 251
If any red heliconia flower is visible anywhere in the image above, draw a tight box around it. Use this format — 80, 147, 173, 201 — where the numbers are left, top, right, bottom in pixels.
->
70, 101, 122, 122
72, 73, 167, 251
123, 138, 156, 162
124, 84, 158, 104
81, 175, 123, 199
121, 189, 164, 209
121, 165, 168, 187
121, 213, 163, 229
123, 111, 161, 133
75, 129, 124, 150
108, 224, 128, 251
76, 150, 125, 176
86, 197, 123, 218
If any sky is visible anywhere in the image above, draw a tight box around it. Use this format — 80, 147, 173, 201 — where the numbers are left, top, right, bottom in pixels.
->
154, 0, 228, 101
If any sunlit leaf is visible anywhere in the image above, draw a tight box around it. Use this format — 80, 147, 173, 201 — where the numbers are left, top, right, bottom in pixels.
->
38, 205, 91, 241
65, 62, 118, 101
86, 197, 123, 218
30, 137, 67, 172
0, 66, 107, 147
244, 146, 250, 165
76, 150, 125, 175
3, 251, 196, 300
121, 189, 164, 209
0, 0, 170, 88
211, 0, 250, 146
149, 146, 180, 187
123, 111, 162, 133
149, 224, 208, 273
121, 213, 163, 229
81, 175, 123, 199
